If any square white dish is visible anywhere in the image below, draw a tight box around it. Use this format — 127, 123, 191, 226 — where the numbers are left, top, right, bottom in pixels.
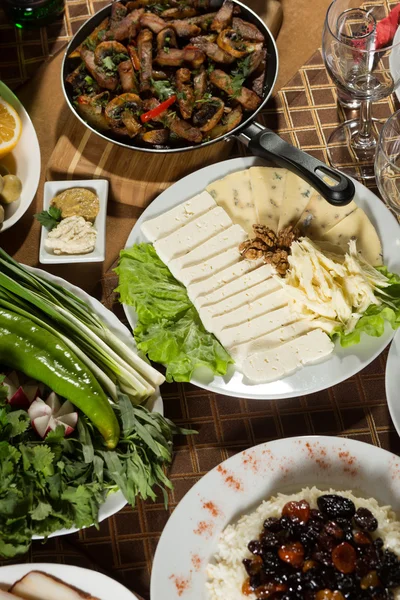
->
39, 179, 108, 264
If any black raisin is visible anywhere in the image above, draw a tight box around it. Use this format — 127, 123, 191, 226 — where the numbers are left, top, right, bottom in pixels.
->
354, 507, 378, 532
263, 517, 282, 532
317, 495, 356, 520
248, 540, 262, 555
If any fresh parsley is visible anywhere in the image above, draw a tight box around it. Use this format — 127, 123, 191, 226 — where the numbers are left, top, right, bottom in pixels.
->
151, 78, 176, 101
102, 53, 128, 74
195, 92, 213, 104
83, 37, 96, 51
230, 55, 253, 98
34, 206, 62, 231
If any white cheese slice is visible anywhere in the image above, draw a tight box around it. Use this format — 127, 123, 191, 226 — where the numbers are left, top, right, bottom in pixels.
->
321, 207, 383, 266
295, 190, 357, 238
168, 224, 247, 279
206, 170, 257, 236
195, 264, 275, 309
154, 206, 232, 263
211, 289, 289, 337
249, 166, 288, 232
140, 191, 216, 242
199, 277, 281, 333
178, 247, 241, 287
242, 329, 334, 383
188, 258, 263, 303
278, 171, 314, 231
230, 319, 316, 366
219, 305, 295, 348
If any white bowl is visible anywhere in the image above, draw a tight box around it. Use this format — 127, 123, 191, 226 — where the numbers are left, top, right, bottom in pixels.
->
0, 81, 41, 232
39, 179, 108, 264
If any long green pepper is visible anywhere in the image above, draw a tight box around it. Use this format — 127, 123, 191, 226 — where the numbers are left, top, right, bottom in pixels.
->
0, 307, 120, 449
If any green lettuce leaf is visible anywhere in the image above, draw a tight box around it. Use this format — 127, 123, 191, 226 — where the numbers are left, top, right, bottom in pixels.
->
335, 267, 400, 347
115, 243, 233, 382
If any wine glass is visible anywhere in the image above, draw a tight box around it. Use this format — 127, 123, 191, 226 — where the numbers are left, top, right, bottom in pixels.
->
375, 109, 400, 215
322, 0, 400, 180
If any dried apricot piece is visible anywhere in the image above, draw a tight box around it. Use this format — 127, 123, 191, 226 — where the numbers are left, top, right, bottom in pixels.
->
278, 541, 305, 568
332, 542, 357, 573
282, 499, 310, 524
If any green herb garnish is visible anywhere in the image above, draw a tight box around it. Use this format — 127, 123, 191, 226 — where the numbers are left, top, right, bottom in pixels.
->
151, 78, 176, 101
34, 206, 62, 231
230, 55, 253, 97
83, 37, 96, 51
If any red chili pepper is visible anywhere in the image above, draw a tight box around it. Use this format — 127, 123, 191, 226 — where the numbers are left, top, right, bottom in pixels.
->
140, 95, 177, 123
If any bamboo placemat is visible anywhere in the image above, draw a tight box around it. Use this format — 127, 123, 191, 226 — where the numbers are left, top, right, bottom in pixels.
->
0, 37, 399, 599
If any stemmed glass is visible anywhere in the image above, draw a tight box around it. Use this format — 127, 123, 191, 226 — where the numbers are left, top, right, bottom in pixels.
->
375, 109, 400, 215
322, 0, 400, 179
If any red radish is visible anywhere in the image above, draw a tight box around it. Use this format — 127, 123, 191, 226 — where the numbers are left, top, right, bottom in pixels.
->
29, 392, 78, 439
4, 372, 42, 409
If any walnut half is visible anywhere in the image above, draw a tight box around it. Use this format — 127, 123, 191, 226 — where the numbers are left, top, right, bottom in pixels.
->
238, 223, 299, 276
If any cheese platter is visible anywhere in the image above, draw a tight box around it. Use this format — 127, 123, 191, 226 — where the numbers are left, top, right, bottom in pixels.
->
118, 156, 400, 400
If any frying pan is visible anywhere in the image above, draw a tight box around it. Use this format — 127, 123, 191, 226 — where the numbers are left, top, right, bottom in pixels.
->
62, 0, 355, 206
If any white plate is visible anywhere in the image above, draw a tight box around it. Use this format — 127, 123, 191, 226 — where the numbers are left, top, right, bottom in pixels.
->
151, 435, 400, 600
39, 179, 108, 264
389, 26, 400, 103
0, 563, 138, 599
123, 156, 400, 400
0, 81, 41, 232
386, 330, 400, 435
25, 266, 163, 538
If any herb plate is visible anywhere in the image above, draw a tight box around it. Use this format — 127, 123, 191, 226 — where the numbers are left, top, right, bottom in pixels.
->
123, 156, 400, 400
28, 265, 163, 538
0, 563, 139, 599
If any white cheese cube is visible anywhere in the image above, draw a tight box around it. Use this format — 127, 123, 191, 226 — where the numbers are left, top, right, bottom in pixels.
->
154, 206, 232, 263
141, 191, 216, 242
168, 224, 247, 279
199, 277, 281, 333
219, 305, 295, 348
195, 264, 274, 309
242, 329, 334, 383
178, 247, 241, 287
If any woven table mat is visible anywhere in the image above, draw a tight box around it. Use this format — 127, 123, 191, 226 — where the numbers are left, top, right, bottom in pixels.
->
1, 42, 398, 600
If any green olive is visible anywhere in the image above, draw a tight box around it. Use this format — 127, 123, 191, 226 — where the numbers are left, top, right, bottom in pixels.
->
0, 165, 9, 177
0, 204, 4, 225
0, 174, 22, 205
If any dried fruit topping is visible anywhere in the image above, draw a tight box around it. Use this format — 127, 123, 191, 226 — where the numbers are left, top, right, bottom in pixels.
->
243, 555, 263, 576
278, 541, 305, 568
353, 530, 372, 545
354, 507, 378, 532
242, 578, 254, 596
360, 570, 381, 590
282, 499, 311, 524
317, 495, 356, 520
303, 560, 318, 572
254, 582, 287, 599
315, 591, 345, 600
323, 521, 344, 540
332, 542, 357, 574
248, 540, 262, 555
263, 517, 281, 532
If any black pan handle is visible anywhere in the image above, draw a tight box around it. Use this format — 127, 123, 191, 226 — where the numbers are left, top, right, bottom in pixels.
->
237, 122, 355, 206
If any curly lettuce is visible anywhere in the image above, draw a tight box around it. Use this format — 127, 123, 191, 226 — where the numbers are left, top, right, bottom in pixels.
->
115, 244, 233, 382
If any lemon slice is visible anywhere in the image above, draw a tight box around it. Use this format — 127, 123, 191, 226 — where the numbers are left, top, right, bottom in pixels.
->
0, 97, 22, 159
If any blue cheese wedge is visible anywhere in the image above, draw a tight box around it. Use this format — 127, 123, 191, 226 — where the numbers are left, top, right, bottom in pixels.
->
141, 191, 216, 242
168, 224, 247, 278
177, 247, 241, 287
321, 207, 383, 266
219, 305, 295, 348
296, 190, 357, 238
188, 258, 263, 303
154, 206, 232, 263
206, 170, 257, 236
195, 264, 274, 309
199, 277, 281, 332
278, 171, 314, 231
211, 289, 289, 337
241, 329, 334, 383
249, 166, 288, 232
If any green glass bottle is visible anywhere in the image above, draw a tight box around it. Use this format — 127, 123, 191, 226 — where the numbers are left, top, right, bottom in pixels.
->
3, 0, 65, 28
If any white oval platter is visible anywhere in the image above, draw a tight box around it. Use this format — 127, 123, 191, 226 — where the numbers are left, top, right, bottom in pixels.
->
123, 156, 400, 400
151, 435, 400, 600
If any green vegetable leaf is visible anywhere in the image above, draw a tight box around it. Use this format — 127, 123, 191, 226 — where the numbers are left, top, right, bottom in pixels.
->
116, 243, 233, 382
230, 55, 253, 97
0, 374, 7, 404
6, 410, 30, 437
151, 79, 176, 101
31, 446, 55, 477
34, 206, 62, 231
31, 500, 53, 521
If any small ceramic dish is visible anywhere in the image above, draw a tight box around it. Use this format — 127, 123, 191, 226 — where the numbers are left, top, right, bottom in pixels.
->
39, 179, 108, 264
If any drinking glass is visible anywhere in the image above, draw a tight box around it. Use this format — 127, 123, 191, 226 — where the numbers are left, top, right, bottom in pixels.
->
322, 0, 400, 179
375, 109, 400, 215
